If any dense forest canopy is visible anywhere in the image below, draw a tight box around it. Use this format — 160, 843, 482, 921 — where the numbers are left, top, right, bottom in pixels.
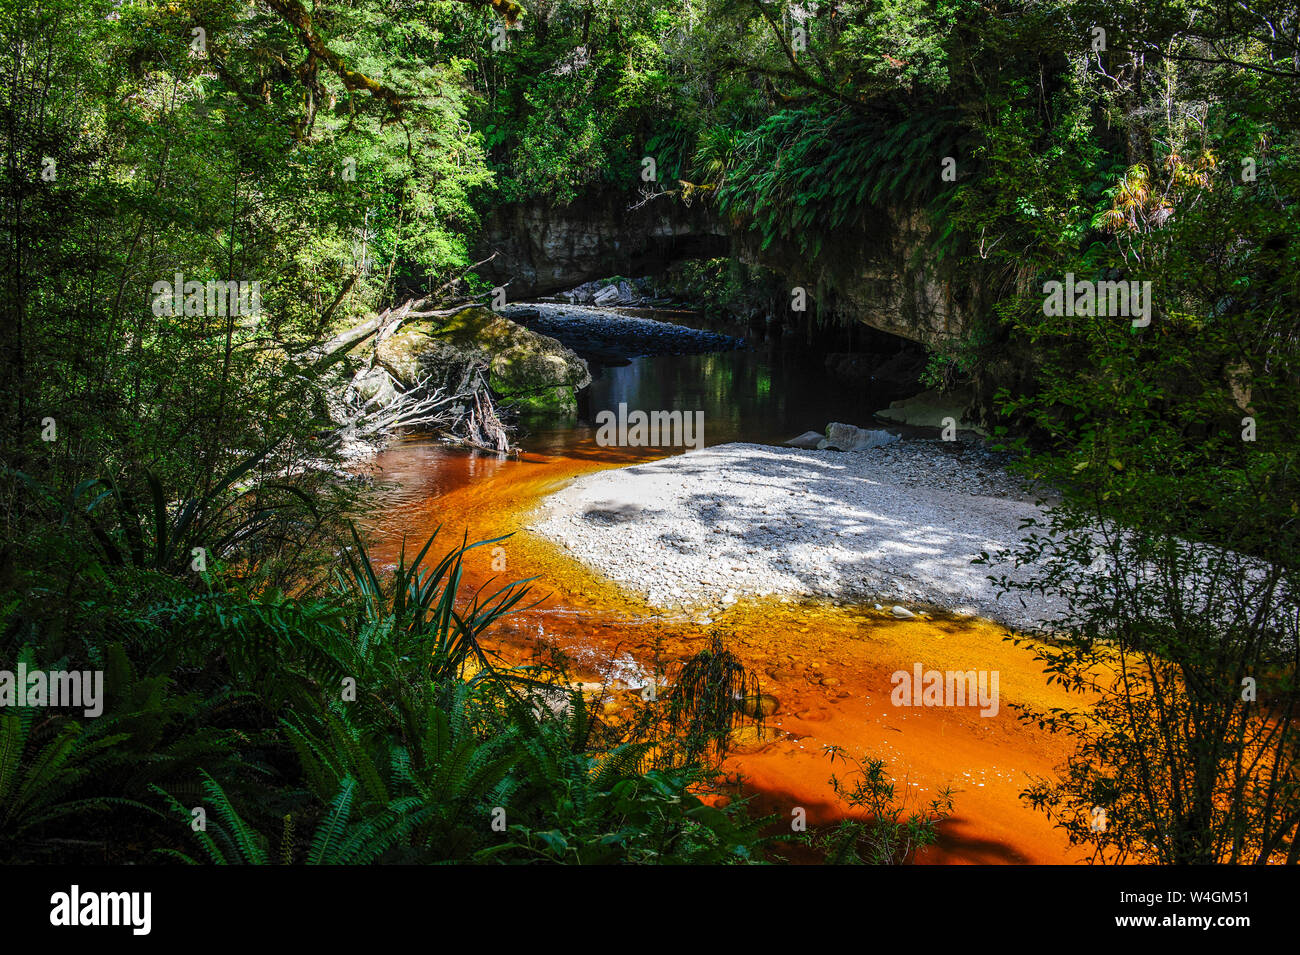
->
5, 1, 1299, 485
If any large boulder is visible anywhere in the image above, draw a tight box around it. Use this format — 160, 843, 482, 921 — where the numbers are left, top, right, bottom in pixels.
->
818, 422, 901, 451
592, 283, 622, 306
874, 387, 986, 435
783, 430, 825, 449
376, 306, 591, 414
349, 364, 397, 409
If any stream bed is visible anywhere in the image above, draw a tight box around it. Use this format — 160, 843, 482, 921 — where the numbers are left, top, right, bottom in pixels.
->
361, 305, 1081, 864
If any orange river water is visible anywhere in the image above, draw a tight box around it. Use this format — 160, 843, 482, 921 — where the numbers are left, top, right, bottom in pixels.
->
360, 433, 1088, 864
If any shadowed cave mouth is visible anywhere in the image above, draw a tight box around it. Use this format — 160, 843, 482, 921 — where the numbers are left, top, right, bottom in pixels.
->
502, 271, 931, 407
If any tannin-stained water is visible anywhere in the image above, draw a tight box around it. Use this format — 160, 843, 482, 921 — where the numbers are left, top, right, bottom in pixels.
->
360, 326, 1086, 864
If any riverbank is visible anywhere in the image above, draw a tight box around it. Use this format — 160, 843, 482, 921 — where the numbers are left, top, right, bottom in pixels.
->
366, 434, 1084, 863
531, 439, 1061, 632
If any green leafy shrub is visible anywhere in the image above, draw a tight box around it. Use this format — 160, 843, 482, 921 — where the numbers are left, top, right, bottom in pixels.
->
810, 746, 954, 865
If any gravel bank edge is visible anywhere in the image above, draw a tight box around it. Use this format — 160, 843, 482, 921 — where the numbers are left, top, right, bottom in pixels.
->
528, 441, 1064, 631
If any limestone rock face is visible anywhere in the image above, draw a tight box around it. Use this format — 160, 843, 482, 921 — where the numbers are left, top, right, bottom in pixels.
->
736, 206, 977, 349
376, 306, 591, 413
474, 192, 729, 299
479, 191, 978, 354
832, 216, 971, 347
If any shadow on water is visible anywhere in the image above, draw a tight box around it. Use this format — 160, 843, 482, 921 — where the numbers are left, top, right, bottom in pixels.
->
516, 307, 914, 454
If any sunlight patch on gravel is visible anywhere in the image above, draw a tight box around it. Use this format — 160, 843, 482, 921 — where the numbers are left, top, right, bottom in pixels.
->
529, 441, 1066, 630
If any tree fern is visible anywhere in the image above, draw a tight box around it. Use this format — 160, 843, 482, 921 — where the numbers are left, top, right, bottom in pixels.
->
717, 106, 973, 268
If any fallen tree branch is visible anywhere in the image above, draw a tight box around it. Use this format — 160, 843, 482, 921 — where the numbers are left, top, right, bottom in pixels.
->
334, 359, 516, 454
426, 252, 499, 301
627, 180, 715, 210
301, 299, 483, 370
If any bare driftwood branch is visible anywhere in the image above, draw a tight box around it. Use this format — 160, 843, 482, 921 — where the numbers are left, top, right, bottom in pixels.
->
628, 184, 676, 211
334, 361, 516, 454
627, 180, 714, 211
302, 299, 482, 370
425, 252, 499, 301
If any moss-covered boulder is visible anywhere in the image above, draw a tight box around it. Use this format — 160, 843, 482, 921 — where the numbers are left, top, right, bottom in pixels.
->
375, 306, 590, 414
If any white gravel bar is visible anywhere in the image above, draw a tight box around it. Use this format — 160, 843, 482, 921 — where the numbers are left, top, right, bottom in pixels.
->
530, 441, 1067, 630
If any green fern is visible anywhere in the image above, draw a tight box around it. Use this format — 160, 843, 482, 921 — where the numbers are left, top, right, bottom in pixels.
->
717, 106, 971, 268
